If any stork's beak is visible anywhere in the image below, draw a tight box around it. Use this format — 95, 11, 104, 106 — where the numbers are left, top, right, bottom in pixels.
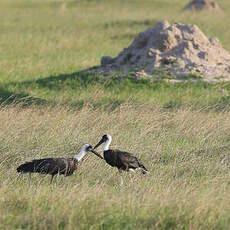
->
90, 149, 104, 159
93, 138, 104, 150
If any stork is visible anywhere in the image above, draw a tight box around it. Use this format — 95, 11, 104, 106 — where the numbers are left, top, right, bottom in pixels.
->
94, 134, 148, 185
17, 144, 103, 186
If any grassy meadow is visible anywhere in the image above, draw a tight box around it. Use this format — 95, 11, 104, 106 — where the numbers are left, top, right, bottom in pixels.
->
0, 0, 230, 229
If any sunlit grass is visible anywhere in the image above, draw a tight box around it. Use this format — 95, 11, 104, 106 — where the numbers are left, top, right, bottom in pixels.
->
1, 105, 230, 229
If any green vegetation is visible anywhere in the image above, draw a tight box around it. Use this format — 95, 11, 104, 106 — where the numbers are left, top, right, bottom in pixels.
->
0, 0, 230, 229
3, 74, 230, 111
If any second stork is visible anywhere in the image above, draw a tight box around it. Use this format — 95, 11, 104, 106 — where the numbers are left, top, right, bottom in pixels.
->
94, 134, 148, 185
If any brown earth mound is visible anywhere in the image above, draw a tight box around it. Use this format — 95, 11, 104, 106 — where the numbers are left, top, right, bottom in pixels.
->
95, 21, 230, 81
184, 0, 221, 11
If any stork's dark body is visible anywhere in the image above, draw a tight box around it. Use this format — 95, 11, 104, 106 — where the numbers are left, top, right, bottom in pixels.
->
103, 149, 148, 173
17, 158, 78, 177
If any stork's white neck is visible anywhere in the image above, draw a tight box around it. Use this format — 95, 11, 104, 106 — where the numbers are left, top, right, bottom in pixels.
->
74, 149, 87, 161
102, 137, 112, 152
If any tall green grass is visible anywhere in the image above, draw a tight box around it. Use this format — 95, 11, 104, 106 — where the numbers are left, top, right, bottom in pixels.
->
2, 75, 230, 111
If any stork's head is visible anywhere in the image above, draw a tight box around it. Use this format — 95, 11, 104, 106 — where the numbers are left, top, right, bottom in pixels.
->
81, 144, 92, 152
94, 134, 112, 150
81, 143, 103, 159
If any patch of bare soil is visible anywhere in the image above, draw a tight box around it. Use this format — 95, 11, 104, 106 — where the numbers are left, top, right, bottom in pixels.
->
184, 0, 221, 12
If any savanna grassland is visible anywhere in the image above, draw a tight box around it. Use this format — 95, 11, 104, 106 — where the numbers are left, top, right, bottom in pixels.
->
0, 0, 230, 229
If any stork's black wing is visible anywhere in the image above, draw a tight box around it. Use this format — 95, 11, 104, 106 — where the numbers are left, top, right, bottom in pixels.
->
17, 158, 68, 175
118, 151, 147, 171
104, 149, 148, 173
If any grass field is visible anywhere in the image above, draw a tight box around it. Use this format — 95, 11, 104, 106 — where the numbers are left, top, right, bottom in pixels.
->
0, 0, 230, 229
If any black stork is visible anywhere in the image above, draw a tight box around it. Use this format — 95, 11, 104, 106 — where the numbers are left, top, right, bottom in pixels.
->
94, 134, 148, 185
17, 144, 103, 186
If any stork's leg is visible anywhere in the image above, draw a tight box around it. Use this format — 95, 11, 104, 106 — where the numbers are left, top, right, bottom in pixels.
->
118, 169, 124, 186
50, 175, 55, 185
128, 173, 134, 184
28, 173, 31, 188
